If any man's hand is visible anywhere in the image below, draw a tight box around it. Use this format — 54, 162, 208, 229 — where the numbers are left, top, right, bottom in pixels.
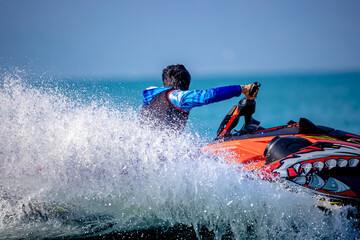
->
241, 84, 258, 100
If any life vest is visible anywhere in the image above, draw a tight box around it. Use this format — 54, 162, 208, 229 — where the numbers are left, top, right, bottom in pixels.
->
139, 89, 189, 132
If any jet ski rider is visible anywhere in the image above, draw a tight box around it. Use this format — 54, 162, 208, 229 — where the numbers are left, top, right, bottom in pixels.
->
140, 64, 258, 132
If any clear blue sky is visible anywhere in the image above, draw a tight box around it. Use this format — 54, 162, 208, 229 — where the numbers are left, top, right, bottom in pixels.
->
1, 0, 360, 77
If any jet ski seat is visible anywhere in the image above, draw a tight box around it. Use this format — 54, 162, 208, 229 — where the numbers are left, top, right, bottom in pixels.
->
264, 136, 312, 165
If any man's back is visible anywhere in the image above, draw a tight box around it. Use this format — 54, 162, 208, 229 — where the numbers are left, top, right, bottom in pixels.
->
140, 87, 189, 132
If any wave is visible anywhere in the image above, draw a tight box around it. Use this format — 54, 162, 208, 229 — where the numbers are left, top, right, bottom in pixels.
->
0, 74, 359, 239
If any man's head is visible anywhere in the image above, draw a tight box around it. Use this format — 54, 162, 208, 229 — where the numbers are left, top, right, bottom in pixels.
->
162, 64, 191, 90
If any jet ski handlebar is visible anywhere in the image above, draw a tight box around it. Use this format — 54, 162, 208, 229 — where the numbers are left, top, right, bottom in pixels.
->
249, 82, 261, 97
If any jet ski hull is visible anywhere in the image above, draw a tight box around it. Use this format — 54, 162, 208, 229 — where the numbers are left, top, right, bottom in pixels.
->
206, 120, 360, 205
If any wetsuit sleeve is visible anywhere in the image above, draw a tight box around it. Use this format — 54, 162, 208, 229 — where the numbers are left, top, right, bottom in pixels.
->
168, 85, 242, 112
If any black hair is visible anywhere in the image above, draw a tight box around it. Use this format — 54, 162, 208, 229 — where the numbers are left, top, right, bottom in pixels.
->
162, 64, 191, 90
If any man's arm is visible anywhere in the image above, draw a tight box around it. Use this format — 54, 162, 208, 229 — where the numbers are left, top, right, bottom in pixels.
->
168, 85, 243, 112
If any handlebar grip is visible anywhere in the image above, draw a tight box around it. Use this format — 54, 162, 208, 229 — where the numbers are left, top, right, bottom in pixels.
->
249, 82, 261, 97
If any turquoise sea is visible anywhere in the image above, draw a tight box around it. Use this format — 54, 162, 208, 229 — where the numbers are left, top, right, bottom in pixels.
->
30, 72, 360, 137
0, 71, 360, 239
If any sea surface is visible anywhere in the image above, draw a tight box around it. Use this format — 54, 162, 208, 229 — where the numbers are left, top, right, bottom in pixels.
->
1, 70, 360, 239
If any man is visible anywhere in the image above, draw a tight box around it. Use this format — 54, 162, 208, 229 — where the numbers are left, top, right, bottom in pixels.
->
140, 64, 258, 132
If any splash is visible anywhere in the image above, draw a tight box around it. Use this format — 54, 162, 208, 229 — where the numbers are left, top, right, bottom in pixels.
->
0, 74, 359, 239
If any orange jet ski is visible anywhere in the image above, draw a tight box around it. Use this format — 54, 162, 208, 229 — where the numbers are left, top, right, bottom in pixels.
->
205, 83, 360, 205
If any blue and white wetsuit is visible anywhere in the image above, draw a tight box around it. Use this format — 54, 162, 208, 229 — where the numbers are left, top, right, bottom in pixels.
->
140, 85, 243, 132
142, 85, 243, 111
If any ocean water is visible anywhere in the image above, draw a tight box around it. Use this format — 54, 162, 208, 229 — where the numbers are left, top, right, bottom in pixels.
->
0, 70, 360, 239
